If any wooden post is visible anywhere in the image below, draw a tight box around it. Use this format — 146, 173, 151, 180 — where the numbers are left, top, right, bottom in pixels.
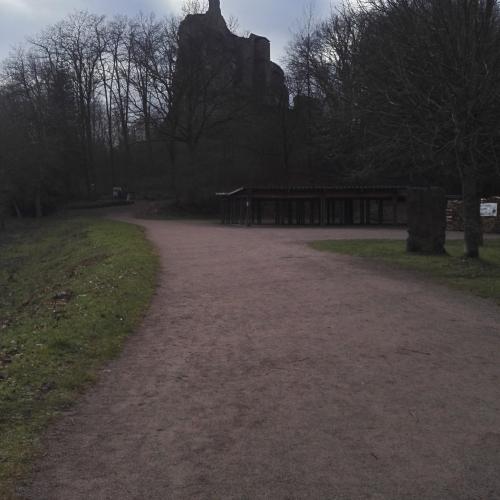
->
320, 196, 327, 226
392, 196, 398, 225
257, 200, 262, 225
246, 191, 253, 227
366, 199, 371, 225
245, 198, 250, 226
345, 199, 354, 225
378, 199, 384, 225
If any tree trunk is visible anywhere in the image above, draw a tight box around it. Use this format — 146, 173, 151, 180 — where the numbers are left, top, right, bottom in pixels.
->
13, 201, 22, 219
85, 110, 95, 197
168, 141, 178, 201
142, 94, 154, 169
0, 196, 6, 230
462, 172, 482, 258
106, 101, 116, 188
35, 189, 43, 219
145, 120, 154, 168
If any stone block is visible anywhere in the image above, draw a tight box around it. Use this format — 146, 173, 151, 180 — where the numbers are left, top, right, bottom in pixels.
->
406, 187, 447, 254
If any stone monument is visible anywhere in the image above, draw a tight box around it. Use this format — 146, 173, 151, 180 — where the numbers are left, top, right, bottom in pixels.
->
406, 187, 447, 254
176, 0, 288, 106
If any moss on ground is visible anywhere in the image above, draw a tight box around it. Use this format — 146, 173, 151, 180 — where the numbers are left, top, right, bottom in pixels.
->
312, 239, 500, 305
0, 217, 158, 497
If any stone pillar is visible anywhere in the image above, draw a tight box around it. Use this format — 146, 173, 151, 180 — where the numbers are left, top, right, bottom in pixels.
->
320, 196, 327, 226
406, 187, 447, 254
245, 192, 253, 227
208, 0, 222, 17
392, 196, 398, 225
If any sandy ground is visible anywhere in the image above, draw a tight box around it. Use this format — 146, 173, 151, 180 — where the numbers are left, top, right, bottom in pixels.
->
23, 220, 500, 500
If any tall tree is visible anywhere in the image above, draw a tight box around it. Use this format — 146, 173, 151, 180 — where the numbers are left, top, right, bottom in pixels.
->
354, 0, 500, 257
285, 6, 324, 182
2, 50, 73, 216
51, 12, 107, 196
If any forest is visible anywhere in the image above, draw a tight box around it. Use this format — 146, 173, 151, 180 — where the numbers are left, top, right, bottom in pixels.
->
1, 0, 500, 253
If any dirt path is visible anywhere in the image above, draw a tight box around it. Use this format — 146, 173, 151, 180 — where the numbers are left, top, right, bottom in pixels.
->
24, 220, 500, 500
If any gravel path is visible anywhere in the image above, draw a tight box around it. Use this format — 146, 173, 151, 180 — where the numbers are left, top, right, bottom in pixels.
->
25, 220, 500, 500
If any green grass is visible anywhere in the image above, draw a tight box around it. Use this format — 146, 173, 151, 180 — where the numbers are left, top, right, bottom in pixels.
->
311, 239, 500, 305
0, 217, 159, 497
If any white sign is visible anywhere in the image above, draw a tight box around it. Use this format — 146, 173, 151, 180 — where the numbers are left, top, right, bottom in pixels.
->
480, 203, 498, 217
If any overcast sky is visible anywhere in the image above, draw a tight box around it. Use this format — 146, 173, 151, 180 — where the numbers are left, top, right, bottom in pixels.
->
0, 0, 335, 65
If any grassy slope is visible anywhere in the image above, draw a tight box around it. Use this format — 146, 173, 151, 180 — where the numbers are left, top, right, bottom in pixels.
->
0, 217, 158, 496
312, 239, 500, 305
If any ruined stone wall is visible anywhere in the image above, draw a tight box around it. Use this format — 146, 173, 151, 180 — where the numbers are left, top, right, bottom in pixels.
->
177, 0, 287, 106
171, 1, 290, 202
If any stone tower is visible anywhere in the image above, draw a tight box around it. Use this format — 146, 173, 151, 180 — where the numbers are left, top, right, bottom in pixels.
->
176, 0, 288, 105
208, 0, 222, 17
171, 0, 290, 201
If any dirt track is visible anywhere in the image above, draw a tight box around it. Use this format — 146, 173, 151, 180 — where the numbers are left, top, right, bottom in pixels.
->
24, 220, 500, 499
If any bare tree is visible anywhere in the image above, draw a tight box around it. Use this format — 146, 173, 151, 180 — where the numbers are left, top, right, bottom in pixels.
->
49, 12, 107, 196
0, 88, 14, 226
353, 0, 500, 257
109, 16, 134, 174
2, 49, 58, 217
285, 5, 323, 182
182, 0, 209, 16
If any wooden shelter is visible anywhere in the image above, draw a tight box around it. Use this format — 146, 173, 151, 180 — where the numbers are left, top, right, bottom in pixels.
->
447, 196, 500, 233
216, 186, 408, 226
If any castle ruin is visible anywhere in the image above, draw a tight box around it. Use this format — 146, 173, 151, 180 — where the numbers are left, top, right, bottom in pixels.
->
177, 0, 288, 107
170, 0, 291, 201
